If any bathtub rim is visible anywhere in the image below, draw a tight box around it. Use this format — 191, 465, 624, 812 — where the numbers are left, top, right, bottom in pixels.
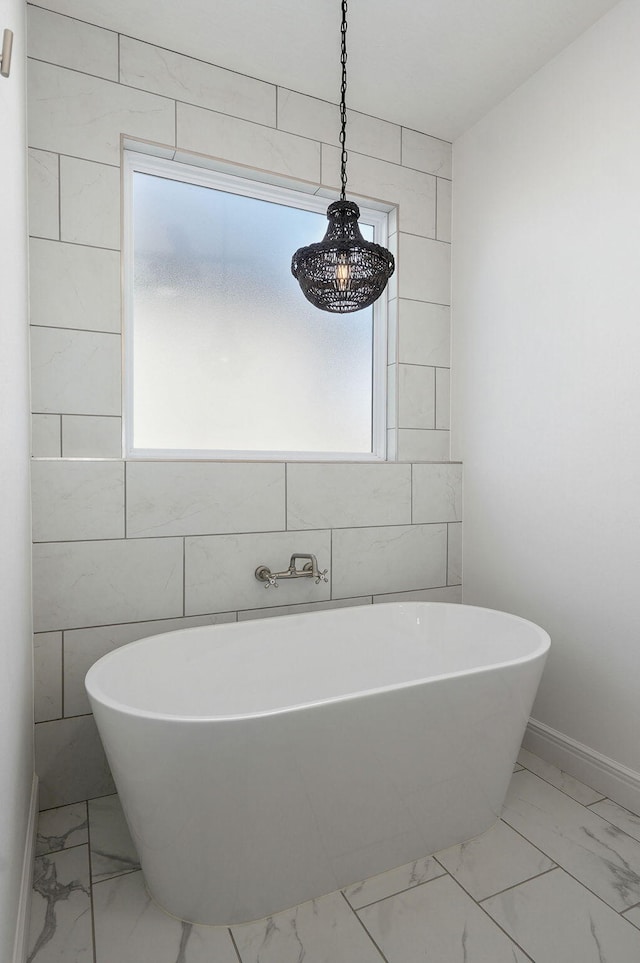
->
85, 601, 550, 725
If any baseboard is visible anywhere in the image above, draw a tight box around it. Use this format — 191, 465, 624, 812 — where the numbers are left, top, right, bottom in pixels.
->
523, 719, 640, 815
13, 774, 38, 963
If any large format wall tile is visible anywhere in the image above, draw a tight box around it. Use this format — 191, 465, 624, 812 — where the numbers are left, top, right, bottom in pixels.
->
278, 89, 401, 164
32, 414, 61, 457
60, 156, 120, 249
373, 584, 462, 604
33, 537, 183, 632
185, 530, 331, 614
436, 367, 451, 429
31, 327, 121, 415
28, 59, 175, 165
177, 102, 321, 182
332, 523, 447, 598
287, 463, 411, 529
397, 364, 435, 429
448, 522, 462, 585
401, 128, 452, 178
62, 416, 122, 458
29, 238, 121, 333
34, 632, 62, 723
126, 462, 285, 537
237, 596, 371, 622
397, 299, 450, 367
28, 148, 59, 240
412, 463, 462, 523
322, 144, 435, 238
32, 460, 124, 542
27, 5, 118, 81
120, 36, 276, 126
64, 613, 236, 716
397, 428, 450, 462
437, 177, 452, 243
36, 715, 115, 809
398, 233, 451, 304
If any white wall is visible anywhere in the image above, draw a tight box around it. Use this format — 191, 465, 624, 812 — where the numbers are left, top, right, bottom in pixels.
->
452, 0, 640, 790
0, 0, 35, 956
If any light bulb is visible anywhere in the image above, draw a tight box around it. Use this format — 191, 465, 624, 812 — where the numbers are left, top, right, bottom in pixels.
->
336, 257, 351, 292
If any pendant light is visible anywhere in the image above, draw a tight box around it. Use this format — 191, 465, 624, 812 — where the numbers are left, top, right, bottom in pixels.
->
291, 0, 395, 313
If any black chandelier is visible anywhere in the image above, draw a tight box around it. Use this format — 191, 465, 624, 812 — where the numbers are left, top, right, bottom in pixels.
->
291, 0, 395, 314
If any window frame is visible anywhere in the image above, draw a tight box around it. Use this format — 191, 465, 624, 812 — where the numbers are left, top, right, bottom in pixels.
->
123, 149, 391, 462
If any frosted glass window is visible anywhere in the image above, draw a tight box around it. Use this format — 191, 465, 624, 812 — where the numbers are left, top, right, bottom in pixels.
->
125, 154, 389, 459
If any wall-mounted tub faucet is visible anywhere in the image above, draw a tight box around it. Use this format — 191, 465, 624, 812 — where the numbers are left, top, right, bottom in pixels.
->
255, 553, 329, 589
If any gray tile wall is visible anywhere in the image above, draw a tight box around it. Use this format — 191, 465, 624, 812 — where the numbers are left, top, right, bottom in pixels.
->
27, 3, 459, 808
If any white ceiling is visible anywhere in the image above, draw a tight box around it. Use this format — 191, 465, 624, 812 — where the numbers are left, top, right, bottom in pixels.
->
38, 0, 621, 141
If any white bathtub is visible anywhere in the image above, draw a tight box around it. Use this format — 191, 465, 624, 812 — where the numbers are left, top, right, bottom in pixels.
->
85, 601, 549, 925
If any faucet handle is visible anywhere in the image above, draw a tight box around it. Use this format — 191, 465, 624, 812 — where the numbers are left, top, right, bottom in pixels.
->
315, 569, 329, 584
255, 565, 279, 588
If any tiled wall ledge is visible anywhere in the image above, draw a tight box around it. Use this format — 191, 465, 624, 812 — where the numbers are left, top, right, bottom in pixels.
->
27, 3, 457, 807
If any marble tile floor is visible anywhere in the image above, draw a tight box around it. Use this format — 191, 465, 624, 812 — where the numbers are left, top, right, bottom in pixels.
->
27, 748, 640, 963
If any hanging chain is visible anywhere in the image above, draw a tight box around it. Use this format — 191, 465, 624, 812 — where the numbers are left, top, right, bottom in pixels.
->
339, 0, 348, 201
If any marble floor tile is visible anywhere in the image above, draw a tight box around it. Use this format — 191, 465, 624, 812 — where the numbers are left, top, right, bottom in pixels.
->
589, 798, 640, 843
517, 748, 605, 805
435, 818, 556, 900
36, 802, 88, 856
483, 867, 640, 962
503, 770, 640, 911
93, 870, 238, 963
88, 794, 140, 882
358, 874, 529, 962
28, 845, 93, 963
622, 905, 640, 930
232, 891, 384, 963
343, 854, 445, 909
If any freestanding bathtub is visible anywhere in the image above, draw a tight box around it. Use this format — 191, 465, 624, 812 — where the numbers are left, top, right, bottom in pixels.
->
85, 601, 549, 925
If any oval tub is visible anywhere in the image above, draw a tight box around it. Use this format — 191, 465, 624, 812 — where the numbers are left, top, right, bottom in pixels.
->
85, 601, 549, 925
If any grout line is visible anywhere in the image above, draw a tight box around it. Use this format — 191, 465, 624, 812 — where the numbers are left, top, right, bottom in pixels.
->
85, 802, 98, 963
29, 323, 121, 336
29, 324, 122, 338
57, 152, 62, 241
434, 175, 438, 239
60, 630, 65, 718
31, 519, 451, 545
339, 891, 390, 962
59, 414, 63, 457
499, 807, 640, 916
284, 463, 288, 531
452, 878, 536, 962
182, 538, 186, 617
476, 864, 559, 903
29, 2, 439, 144
516, 759, 610, 809
123, 461, 127, 539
